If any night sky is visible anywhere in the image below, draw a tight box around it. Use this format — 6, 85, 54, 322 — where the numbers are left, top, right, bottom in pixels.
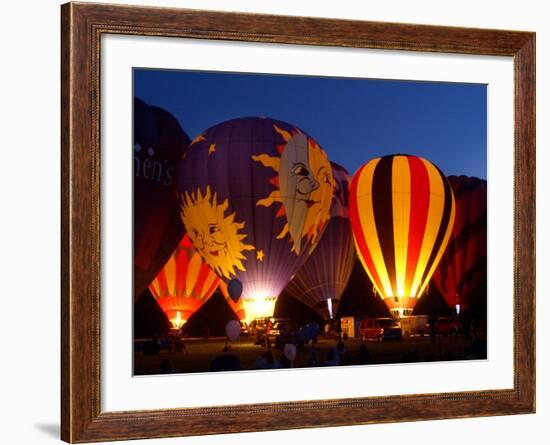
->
133, 68, 487, 338
134, 68, 487, 179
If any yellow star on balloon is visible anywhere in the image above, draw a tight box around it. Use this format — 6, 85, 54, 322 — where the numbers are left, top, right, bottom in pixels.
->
208, 143, 217, 155
190, 134, 206, 145
256, 249, 264, 262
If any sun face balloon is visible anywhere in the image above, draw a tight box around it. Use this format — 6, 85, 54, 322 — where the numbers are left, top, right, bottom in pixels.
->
284, 163, 356, 320
134, 97, 190, 301
148, 235, 221, 328
178, 117, 335, 320
252, 125, 334, 255
431, 176, 487, 314
255, 132, 310, 251
350, 154, 456, 319
180, 187, 254, 279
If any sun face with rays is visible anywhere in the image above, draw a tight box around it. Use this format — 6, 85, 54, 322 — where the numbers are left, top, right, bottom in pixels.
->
252, 124, 335, 254
301, 138, 335, 244
180, 186, 255, 279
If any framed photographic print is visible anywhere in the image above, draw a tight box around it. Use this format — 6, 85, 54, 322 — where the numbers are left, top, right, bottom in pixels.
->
61, 2, 535, 442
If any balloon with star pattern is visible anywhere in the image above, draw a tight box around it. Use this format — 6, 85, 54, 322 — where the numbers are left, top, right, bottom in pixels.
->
178, 117, 335, 320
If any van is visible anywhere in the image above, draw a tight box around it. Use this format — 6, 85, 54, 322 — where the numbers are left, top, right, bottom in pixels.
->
399, 315, 428, 337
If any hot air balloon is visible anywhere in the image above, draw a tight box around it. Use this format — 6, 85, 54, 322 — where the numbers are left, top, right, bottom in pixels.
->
134, 97, 190, 301
148, 235, 221, 329
219, 281, 247, 322
350, 154, 456, 319
178, 117, 335, 320
284, 163, 356, 320
431, 176, 487, 314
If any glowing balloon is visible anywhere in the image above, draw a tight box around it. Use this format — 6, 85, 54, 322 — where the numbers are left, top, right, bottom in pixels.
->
134, 97, 190, 301
225, 320, 241, 342
432, 176, 487, 313
284, 163, 356, 320
350, 154, 456, 318
178, 117, 335, 320
149, 235, 221, 328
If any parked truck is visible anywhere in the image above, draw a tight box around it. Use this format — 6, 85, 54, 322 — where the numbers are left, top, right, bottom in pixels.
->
399, 315, 429, 337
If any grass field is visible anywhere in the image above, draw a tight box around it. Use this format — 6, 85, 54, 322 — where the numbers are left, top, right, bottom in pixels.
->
134, 335, 484, 375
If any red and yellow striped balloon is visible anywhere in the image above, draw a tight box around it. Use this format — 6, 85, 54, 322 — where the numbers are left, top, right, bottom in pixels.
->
350, 154, 456, 318
149, 235, 221, 328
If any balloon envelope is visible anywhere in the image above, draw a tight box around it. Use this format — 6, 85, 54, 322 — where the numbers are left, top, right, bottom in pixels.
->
227, 279, 243, 302
284, 163, 356, 320
225, 320, 241, 342
219, 281, 247, 322
283, 343, 297, 362
350, 154, 456, 318
134, 97, 190, 301
178, 117, 335, 320
431, 176, 487, 312
149, 235, 221, 328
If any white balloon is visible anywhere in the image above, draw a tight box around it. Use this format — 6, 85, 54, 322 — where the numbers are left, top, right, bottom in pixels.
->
225, 320, 241, 342
283, 343, 297, 362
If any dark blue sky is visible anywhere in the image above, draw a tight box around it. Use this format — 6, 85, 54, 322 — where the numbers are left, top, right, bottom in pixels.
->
134, 69, 487, 179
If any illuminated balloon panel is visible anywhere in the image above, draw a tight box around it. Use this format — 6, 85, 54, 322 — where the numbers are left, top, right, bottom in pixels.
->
284, 163, 356, 320
134, 97, 190, 301
178, 117, 335, 320
350, 154, 456, 318
432, 176, 487, 313
149, 235, 221, 328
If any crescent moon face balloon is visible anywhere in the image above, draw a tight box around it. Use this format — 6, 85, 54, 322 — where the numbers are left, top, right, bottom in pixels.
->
284, 163, 356, 320
134, 97, 190, 301
432, 175, 487, 313
149, 235, 221, 328
178, 117, 335, 320
350, 154, 456, 318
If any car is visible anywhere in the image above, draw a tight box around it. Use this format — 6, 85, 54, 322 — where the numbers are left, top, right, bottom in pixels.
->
267, 320, 300, 348
359, 317, 402, 342
435, 316, 461, 336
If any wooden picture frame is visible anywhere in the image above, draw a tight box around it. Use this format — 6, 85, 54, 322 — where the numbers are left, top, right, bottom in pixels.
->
61, 2, 535, 442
